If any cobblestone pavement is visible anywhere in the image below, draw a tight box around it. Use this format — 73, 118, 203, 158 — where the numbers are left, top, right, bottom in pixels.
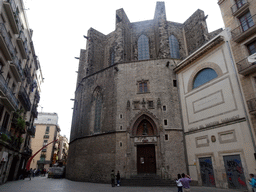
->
0, 176, 248, 192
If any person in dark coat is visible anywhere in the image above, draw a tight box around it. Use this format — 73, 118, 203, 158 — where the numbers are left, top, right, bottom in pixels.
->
116, 171, 121, 186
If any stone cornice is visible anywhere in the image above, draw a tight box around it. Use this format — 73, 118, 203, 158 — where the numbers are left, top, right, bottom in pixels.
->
174, 35, 224, 73
218, 0, 225, 5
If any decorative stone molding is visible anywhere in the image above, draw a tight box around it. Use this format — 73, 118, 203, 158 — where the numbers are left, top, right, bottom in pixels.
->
187, 62, 223, 92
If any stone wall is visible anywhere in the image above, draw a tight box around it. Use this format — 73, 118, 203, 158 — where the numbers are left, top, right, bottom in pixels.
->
184, 9, 209, 55
66, 133, 116, 182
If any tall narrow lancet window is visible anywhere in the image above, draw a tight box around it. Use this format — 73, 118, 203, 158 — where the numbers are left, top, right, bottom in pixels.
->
110, 48, 115, 66
138, 35, 150, 60
94, 91, 102, 133
169, 35, 180, 59
193, 68, 218, 89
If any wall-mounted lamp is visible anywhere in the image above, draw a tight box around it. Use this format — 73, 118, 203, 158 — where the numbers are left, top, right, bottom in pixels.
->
75, 57, 80, 59
75, 71, 78, 73
83, 35, 88, 39
70, 99, 76, 101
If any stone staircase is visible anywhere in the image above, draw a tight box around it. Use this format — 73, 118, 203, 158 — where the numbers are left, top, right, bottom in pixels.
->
120, 174, 177, 187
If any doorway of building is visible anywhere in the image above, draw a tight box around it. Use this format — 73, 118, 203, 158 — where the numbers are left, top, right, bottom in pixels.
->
7, 155, 19, 181
199, 157, 216, 187
137, 144, 156, 174
223, 155, 247, 189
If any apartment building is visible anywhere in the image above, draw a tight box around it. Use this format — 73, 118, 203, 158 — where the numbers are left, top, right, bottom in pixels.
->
30, 113, 60, 171
0, 0, 42, 184
57, 135, 68, 166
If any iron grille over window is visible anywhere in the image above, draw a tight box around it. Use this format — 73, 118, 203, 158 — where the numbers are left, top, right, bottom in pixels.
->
138, 35, 150, 60
169, 35, 180, 59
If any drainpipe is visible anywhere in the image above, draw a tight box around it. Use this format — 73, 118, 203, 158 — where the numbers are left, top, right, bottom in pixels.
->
226, 41, 256, 153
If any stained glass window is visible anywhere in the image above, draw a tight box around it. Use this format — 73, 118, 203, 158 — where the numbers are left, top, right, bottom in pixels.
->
169, 35, 180, 59
94, 95, 102, 133
138, 35, 150, 60
193, 68, 218, 89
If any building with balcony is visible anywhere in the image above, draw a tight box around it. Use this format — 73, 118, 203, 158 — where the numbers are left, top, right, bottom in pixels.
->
0, 0, 42, 185
57, 135, 68, 166
218, 0, 256, 178
175, 29, 256, 191
30, 113, 60, 171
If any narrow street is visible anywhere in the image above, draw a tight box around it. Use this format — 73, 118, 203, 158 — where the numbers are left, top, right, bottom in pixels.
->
0, 176, 248, 192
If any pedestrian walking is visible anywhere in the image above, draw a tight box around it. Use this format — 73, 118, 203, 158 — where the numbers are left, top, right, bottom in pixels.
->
111, 170, 115, 187
180, 173, 192, 192
249, 173, 256, 192
29, 168, 33, 180
176, 174, 183, 192
116, 171, 120, 187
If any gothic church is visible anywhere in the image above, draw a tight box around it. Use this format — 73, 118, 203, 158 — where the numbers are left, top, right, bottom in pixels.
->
66, 2, 222, 182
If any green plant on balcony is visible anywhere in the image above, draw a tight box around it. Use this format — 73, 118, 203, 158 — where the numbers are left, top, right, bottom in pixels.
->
17, 117, 25, 132
0, 133, 11, 142
18, 136, 24, 144
12, 110, 26, 133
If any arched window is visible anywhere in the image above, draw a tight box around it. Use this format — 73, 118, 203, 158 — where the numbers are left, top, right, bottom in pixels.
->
138, 35, 150, 60
169, 35, 180, 59
94, 90, 102, 133
193, 68, 218, 89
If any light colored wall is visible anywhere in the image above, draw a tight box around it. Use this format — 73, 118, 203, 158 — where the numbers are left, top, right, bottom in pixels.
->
177, 30, 256, 189
30, 124, 57, 169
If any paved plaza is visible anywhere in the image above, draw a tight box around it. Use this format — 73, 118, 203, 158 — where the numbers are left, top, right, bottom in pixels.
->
0, 176, 248, 192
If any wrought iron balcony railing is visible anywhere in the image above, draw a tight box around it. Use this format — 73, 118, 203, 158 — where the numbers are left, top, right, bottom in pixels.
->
231, 0, 248, 15
18, 31, 29, 56
0, 23, 15, 58
18, 86, 31, 111
27, 125, 35, 136
0, 74, 19, 110
31, 104, 38, 118
236, 56, 256, 75
231, 14, 256, 42
35, 89, 40, 103
11, 56, 24, 80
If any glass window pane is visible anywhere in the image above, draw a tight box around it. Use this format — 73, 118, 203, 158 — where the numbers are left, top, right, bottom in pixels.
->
193, 68, 218, 89
169, 35, 180, 59
138, 35, 150, 60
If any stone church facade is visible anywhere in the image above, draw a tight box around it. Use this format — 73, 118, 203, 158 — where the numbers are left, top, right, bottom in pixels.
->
66, 2, 222, 183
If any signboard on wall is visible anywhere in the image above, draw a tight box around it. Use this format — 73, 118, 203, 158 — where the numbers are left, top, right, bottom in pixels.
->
1, 152, 8, 162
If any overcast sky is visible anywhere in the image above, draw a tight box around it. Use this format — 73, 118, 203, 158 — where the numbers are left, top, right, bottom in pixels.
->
23, 0, 224, 141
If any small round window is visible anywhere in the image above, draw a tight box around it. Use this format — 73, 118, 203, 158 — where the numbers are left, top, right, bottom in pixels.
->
193, 68, 218, 89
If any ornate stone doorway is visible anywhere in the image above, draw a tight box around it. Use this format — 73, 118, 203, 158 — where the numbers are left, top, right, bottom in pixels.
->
137, 144, 156, 174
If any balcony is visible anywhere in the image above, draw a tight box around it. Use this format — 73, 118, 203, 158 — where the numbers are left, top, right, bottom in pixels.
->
18, 86, 31, 111
9, 56, 23, 82
31, 104, 38, 118
17, 31, 28, 59
0, 74, 19, 111
3, 0, 19, 34
231, 14, 256, 43
236, 56, 256, 75
27, 125, 35, 136
35, 90, 40, 103
231, 0, 249, 17
23, 64, 30, 77
0, 23, 15, 61
23, 147, 32, 156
